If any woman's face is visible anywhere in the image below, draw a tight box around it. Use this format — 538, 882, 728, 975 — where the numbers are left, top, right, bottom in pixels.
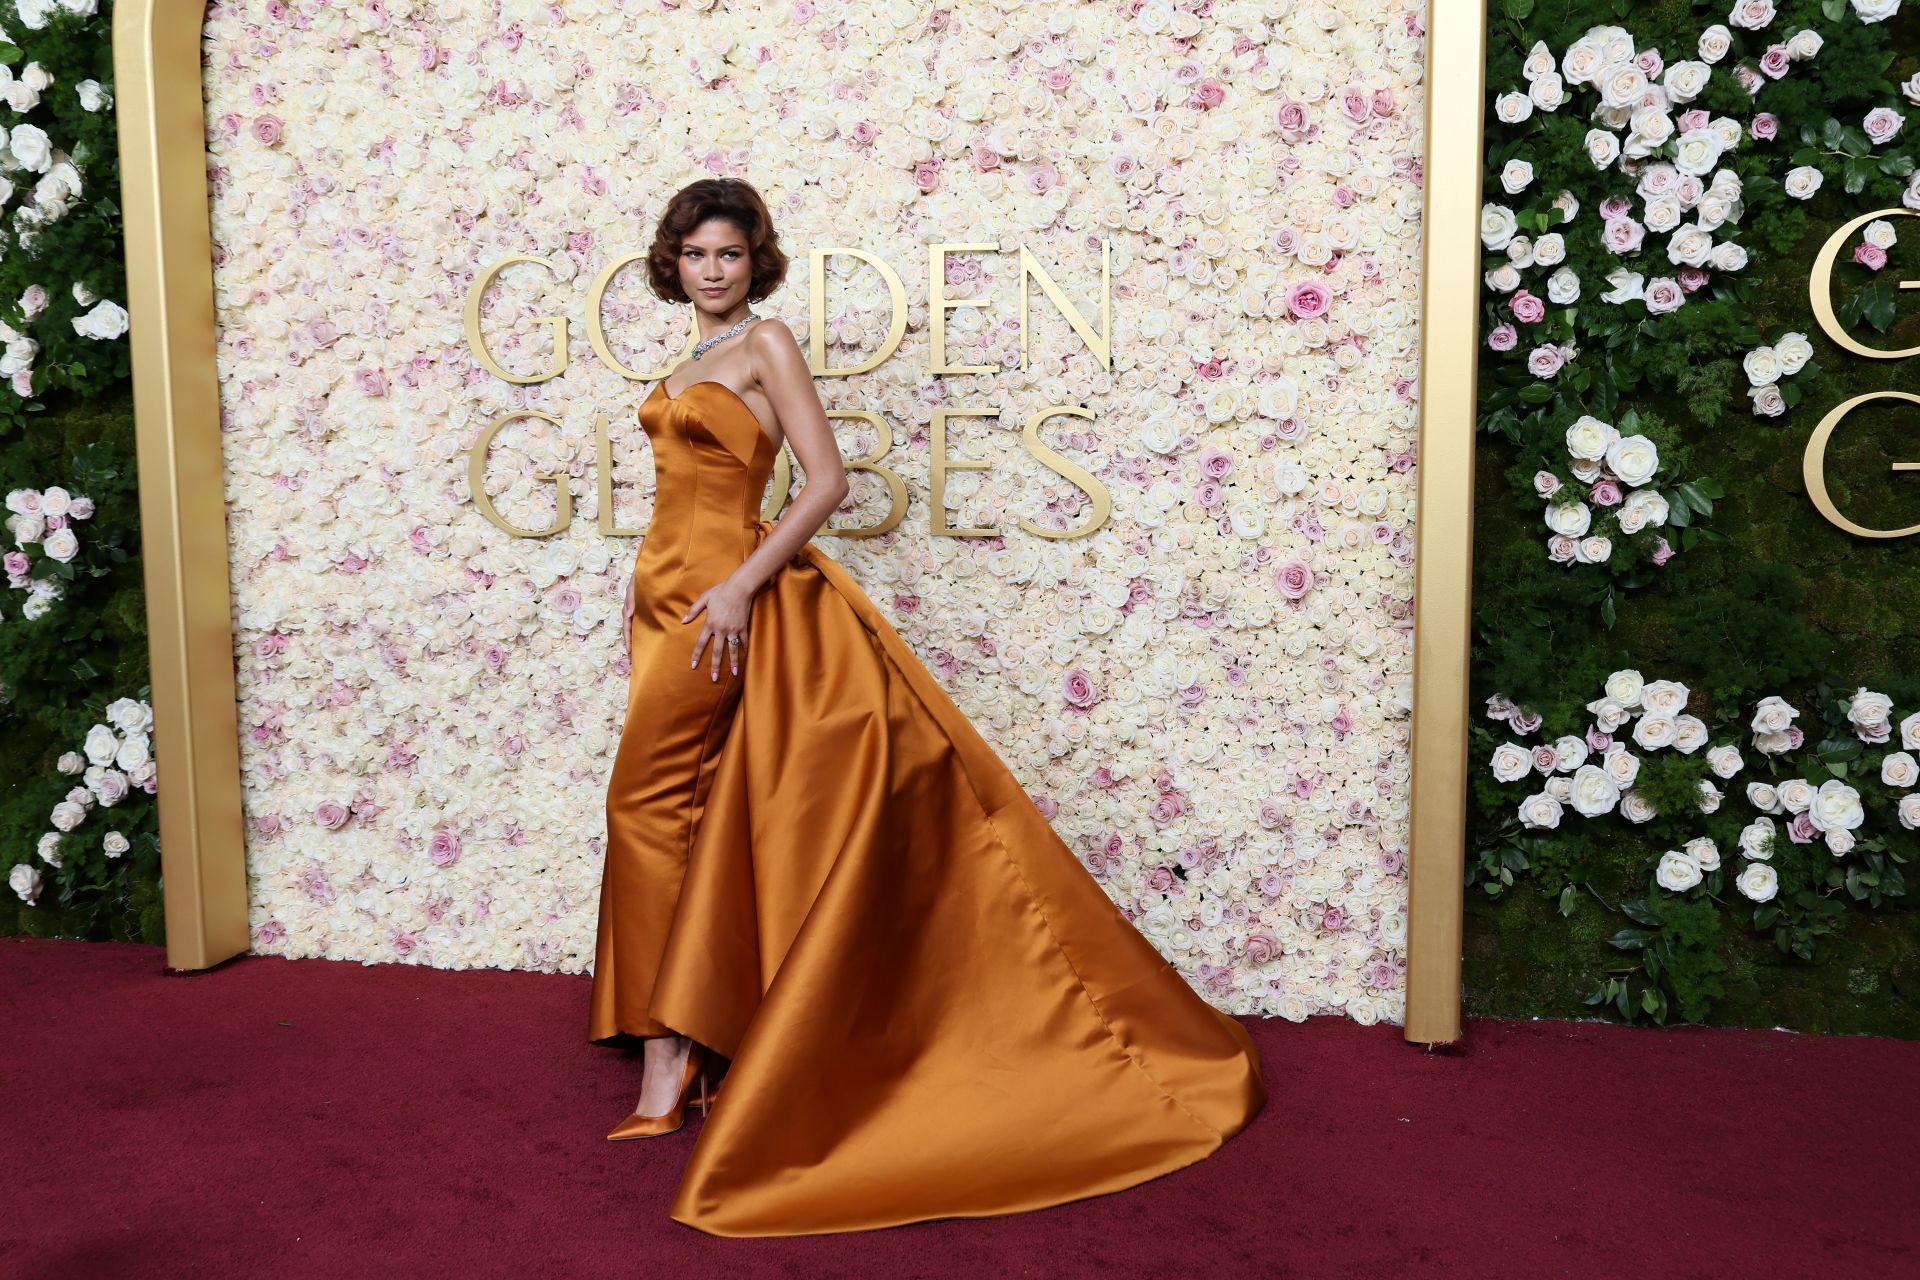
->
677, 218, 752, 316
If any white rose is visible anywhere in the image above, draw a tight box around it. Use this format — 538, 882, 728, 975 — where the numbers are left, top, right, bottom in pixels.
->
1491, 742, 1533, 783
1783, 166, 1824, 200
1698, 780, 1724, 814
1751, 695, 1799, 737
1588, 697, 1634, 734
1746, 782, 1783, 814
1740, 816, 1777, 858
1633, 715, 1678, 750
1826, 827, 1856, 856
1707, 744, 1744, 778
1568, 764, 1621, 817
40, 527, 78, 562
1672, 715, 1710, 753
1547, 267, 1581, 304
1495, 91, 1535, 125
1502, 159, 1535, 194
1604, 669, 1646, 707
1664, 61, 1712, 103
1553, 735, 1590, 770
1480, 203, 1518, 250
1545, 500, 1592, 537
1566, 414, 1618, 461
1736, 862, 1778, 902
1642, 679, 1691, 717
1683, 836, 1722, 871
1743, 346, 1783, 388
1605, 434, 1660, 486
73, 299, 131, 341
1883, 752, 1918, 789
1806, 779, 1864, 832
1900, 794, 1920, 830
1776, 778, 1815, 813
9, 863, 42, 904
1622, 791, 1659, 823
1518, 791, 1564, 829
83, 723, 119, 766
1904, 710, 1920, 750
103, 830, 130, 857
1773, 331, 1813, 375
1657, 850, 1704, 891
1603, 744, 1642, 788
1584, 128, 1621, 169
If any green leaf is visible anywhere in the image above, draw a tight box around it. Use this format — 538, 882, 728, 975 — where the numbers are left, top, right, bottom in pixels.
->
1619, 898, 1664, 926
1609, 928, 1653, 951
1559, 885, 1577, 917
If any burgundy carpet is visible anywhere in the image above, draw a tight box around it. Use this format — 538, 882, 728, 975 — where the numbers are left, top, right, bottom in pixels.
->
4, 937, 1915, 1278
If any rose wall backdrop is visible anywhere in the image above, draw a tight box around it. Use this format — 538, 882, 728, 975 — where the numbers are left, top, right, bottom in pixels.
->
192, 0, 1429, 1022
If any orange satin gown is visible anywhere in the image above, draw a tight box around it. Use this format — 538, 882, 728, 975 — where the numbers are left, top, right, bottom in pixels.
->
590, 376, 1267, 1237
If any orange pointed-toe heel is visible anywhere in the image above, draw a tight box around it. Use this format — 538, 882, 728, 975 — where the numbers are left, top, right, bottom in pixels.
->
607, 1042, 713, 1141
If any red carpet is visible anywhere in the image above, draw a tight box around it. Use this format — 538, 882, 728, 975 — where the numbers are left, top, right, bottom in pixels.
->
4, 936, 1915, 1278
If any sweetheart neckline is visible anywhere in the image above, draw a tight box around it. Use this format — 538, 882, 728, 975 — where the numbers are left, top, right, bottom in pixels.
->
652, 378, 780, 453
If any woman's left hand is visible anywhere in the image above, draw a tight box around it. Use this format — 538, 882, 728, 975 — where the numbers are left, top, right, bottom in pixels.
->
684, 574, 756, 681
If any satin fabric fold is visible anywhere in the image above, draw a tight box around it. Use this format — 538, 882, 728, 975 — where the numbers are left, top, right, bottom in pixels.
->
591, 378, 1265, 1236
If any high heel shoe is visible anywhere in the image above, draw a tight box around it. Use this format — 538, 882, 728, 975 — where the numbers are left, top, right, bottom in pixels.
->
606, 1042, 713, 1141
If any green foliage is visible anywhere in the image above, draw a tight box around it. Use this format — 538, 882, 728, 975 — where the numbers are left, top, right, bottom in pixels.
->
1465, 1, 1920, 1034
1, 5, 157, 944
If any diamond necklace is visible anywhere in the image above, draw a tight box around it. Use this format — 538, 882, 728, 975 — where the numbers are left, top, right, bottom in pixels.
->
692, 310, 756, 361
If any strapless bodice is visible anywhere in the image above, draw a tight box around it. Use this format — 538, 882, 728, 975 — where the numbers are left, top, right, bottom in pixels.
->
635, 379, 779, 584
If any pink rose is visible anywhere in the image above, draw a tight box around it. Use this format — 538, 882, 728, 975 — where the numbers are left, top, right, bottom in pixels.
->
1488, 323, 1518, 352
1598, 195, 1634, 221
1527, 344, 1565, 378
1651, 536, 1674, 566
1751, 113, 1779, 141
1533, 470, 1562, 498
428, 830, 462, 866
1585, 725, 1612, 753
1146, 866, 1177, 892
1245, 929, 1282, 965
1603, 217, 1646, 253
1062, 668, 1100, 709
1274, 558, 1315, 599
1321, 905, 1346, 930
1285, 281, 1331, 319
1532, 745, 1558, 773
1864, 107, 1904, 147
1759, 46, 1791, 79
314, 801, 350, 830
1855, 243, 1888, 271
1787, 812, 1816, 843
1510, 290, 1545, 324
251, 114, 283, 145
1275, 101, 1309, 137
1339, 84, 1371, 122
1590, 479, 1623, 506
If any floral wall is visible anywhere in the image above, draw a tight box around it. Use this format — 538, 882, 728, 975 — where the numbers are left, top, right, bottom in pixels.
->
203, 0, 1428, 1023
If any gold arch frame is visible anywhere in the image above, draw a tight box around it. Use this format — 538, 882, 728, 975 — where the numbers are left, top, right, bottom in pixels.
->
114, 0, 1486, 1043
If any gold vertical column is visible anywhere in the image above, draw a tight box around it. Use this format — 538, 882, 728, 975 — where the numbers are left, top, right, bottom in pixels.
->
113, 1, 251, 970
1404, 0, 1489, 1044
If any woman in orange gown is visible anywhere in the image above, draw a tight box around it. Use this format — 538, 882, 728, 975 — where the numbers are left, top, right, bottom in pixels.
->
590, 177, 1266, 1237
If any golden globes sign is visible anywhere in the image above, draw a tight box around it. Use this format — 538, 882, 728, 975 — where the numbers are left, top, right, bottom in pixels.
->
1805, 207, 1920, 540
116, 0, 1493, 1045
462, 243, 1115, 540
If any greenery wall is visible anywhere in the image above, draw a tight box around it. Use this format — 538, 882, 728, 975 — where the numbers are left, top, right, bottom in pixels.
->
0, 2, 160, 944
1463, 0, 1920, 1034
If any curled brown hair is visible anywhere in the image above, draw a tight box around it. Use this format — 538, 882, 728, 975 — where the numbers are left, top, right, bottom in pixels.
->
645, 178, 789, 305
